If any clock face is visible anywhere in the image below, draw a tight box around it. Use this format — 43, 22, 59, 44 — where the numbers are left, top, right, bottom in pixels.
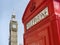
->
12, 24, 16, 28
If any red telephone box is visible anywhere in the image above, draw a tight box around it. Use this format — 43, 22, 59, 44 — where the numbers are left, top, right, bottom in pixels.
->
22, 0, 60, 45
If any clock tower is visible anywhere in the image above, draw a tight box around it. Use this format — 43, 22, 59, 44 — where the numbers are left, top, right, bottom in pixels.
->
9, 12, 18, 45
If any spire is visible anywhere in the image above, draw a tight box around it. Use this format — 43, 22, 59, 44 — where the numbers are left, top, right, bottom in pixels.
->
11, 9, 16, 21
12, 9, 16, 15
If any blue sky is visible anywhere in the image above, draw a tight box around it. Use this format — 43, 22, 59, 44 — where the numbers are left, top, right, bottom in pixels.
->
0, 0, 29, 45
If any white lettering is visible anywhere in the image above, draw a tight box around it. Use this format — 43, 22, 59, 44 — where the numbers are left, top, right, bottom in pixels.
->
26, 7, 49, 29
